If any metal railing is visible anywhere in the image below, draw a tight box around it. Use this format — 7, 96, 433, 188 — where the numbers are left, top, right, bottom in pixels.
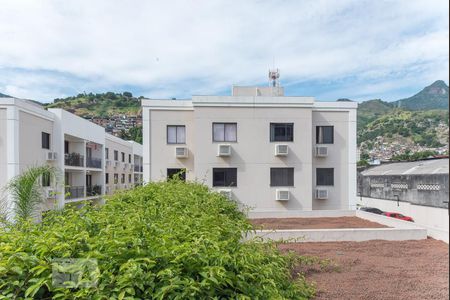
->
86, 157, 102, 169
65, 153, 84, 167
86, 185, 102, 197
65, 186, 84, 199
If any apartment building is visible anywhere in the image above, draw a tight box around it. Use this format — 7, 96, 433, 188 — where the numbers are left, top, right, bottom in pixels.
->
142, 84, 357, 212
0, 97, 143, 216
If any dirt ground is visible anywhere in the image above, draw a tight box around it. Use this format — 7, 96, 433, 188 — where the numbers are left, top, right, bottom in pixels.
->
280, 238, 449, 300
250, 216, 388, 229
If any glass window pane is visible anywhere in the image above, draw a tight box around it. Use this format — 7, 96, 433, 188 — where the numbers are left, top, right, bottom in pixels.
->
225, 124, 237, 142
270, 123, 293, 142
167, 126, 177, 144
176, 126, 186, 144
270, 168, 294, 186
316, 168, 334, 186
323, 126, 333, 144
213, 123, 225, 142
213, 168, 237, 187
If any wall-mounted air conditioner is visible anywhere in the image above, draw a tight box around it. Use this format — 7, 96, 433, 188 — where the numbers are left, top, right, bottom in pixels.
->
217, 144, 231, 156
175, 147, 188, 158
45, 151, 58, 161
315, 146, 328, 157
276, 189, 290, 201
315, 188, 329, 199
218, 189, 232, 199
275, 144, 289, 156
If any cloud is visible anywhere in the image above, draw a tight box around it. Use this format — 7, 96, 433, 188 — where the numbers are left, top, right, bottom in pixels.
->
0, 0, 448, 102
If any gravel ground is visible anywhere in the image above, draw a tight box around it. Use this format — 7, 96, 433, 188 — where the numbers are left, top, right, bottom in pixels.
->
280, 238, 449, 300
250, 216, 388, 229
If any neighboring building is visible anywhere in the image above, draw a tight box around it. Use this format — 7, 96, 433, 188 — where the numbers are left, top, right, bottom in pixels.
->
358, 158, 449, 209
358, 158, 449, 242
142, 83, 358, 212
0, 97, 143, 216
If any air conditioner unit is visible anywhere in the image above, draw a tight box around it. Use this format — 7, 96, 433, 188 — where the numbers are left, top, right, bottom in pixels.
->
276, 189, 290, 201
45, 151, 57, 161
218, 189, 232, 199
217, 144, 231, 156
175, 147, 188, 158
45, 188, 56, 198
315, 188, 329, 199
275, 144, 289, 156
315, 146, 328, 157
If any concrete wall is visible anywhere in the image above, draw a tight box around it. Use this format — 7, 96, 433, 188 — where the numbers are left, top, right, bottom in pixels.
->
357, 196, 449, 242
105, 134, 135, 194
359, 174, 449, 209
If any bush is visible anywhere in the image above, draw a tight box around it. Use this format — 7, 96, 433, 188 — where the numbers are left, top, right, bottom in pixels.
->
0, 181, 314, 299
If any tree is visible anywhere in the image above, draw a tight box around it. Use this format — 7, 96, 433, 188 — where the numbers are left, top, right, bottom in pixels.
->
1, 165, 59, 223
123, 91, 133, 98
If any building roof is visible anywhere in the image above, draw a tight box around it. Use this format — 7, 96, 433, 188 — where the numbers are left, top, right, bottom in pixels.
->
361, 158, 449, 176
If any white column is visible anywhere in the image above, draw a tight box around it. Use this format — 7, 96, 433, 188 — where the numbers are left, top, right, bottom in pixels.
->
142, 108, 151, 183
347, 108, 357, 210
5, 106, 20, 219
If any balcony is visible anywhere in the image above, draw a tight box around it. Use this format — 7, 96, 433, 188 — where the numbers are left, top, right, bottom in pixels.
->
86, 157, 102, 169
65, 186, 84, 200
86, 185, 102, 197
65, 153, 84, 167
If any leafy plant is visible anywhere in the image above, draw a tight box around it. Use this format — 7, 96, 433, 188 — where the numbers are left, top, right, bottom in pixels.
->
0, 180, 315, 299
1, 165, 58, 223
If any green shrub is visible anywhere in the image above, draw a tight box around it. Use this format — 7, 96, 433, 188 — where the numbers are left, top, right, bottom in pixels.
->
0, 180, 314, 299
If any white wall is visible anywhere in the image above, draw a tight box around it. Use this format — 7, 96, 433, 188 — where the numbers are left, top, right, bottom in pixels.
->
357, 196, 449, 242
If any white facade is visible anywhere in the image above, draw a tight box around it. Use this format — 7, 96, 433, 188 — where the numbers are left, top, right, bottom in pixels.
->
0, 97, 143, 215
142, 86, 357, 212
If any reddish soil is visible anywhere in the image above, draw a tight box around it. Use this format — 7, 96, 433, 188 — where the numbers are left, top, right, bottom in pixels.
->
250, 216, 388, 229
280, 238, 449, 300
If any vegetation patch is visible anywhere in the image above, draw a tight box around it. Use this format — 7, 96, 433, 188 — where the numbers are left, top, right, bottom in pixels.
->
0, 180, 314, 299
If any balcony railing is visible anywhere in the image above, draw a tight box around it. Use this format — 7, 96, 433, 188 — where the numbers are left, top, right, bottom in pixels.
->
65, 153, 84, 167
86, 185, 102, 197
65, 186, 84, 200
86, 157, 102, 169
134, 165, 143, 172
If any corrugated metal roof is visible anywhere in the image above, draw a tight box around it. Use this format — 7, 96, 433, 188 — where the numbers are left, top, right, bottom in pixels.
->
361, 158, 449, 176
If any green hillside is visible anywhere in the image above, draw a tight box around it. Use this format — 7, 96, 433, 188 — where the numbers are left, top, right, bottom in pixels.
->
45, 92, 142, 118
357, 99, 393, 129
392, 80, 449, 110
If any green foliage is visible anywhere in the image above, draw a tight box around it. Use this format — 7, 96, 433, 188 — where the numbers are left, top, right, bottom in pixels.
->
357, 159, 370, 167
0, 181, 314, 299
1, 165, 58, 223
119, 126, 143, 144
391, 150, 438, 162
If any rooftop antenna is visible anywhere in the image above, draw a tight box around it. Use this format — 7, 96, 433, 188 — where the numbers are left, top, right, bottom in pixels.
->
268, 68, 280, 87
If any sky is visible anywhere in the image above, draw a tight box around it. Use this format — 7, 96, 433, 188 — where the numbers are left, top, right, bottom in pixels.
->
0, 0, 448, 103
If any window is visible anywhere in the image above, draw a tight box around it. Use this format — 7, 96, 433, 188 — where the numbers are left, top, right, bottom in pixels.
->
316, 168, 334, 186
105, 148, 109, 159
213, 123, 237, 142
167, 168, 186, 181
270, 168, 294, 187
316, 126, 334, 144
128, 154, 131, 163
121, 174, 125, 184
128, 174, 132, 183
41, 132, 50, 149
270, 123, 293, 142
121, 152, 125, 162
167, 125, 186, 144
212, 168, 237, 187
64, 141, 69, 154
114, 150, 118, 161
114, 174, 118, 184
105, 173, 109, 184
42, 172, 51, 187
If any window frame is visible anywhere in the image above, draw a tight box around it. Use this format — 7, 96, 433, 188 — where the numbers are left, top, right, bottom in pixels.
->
42, 172, 51, 187
105, 173, 109, 184
167, 125, 186, 144
270, 123, 294, 142
316, 126, 334, 144
114, 150, 118, 161
121, 152, 125, 162
41, 132, 50, 149
316, 168, 334, 186
270, 167, 294, 187
212, 123, 237, 143
212, 168, 237, 187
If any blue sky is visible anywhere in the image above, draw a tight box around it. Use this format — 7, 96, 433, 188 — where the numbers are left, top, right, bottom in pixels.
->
0, 0, 448, 103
